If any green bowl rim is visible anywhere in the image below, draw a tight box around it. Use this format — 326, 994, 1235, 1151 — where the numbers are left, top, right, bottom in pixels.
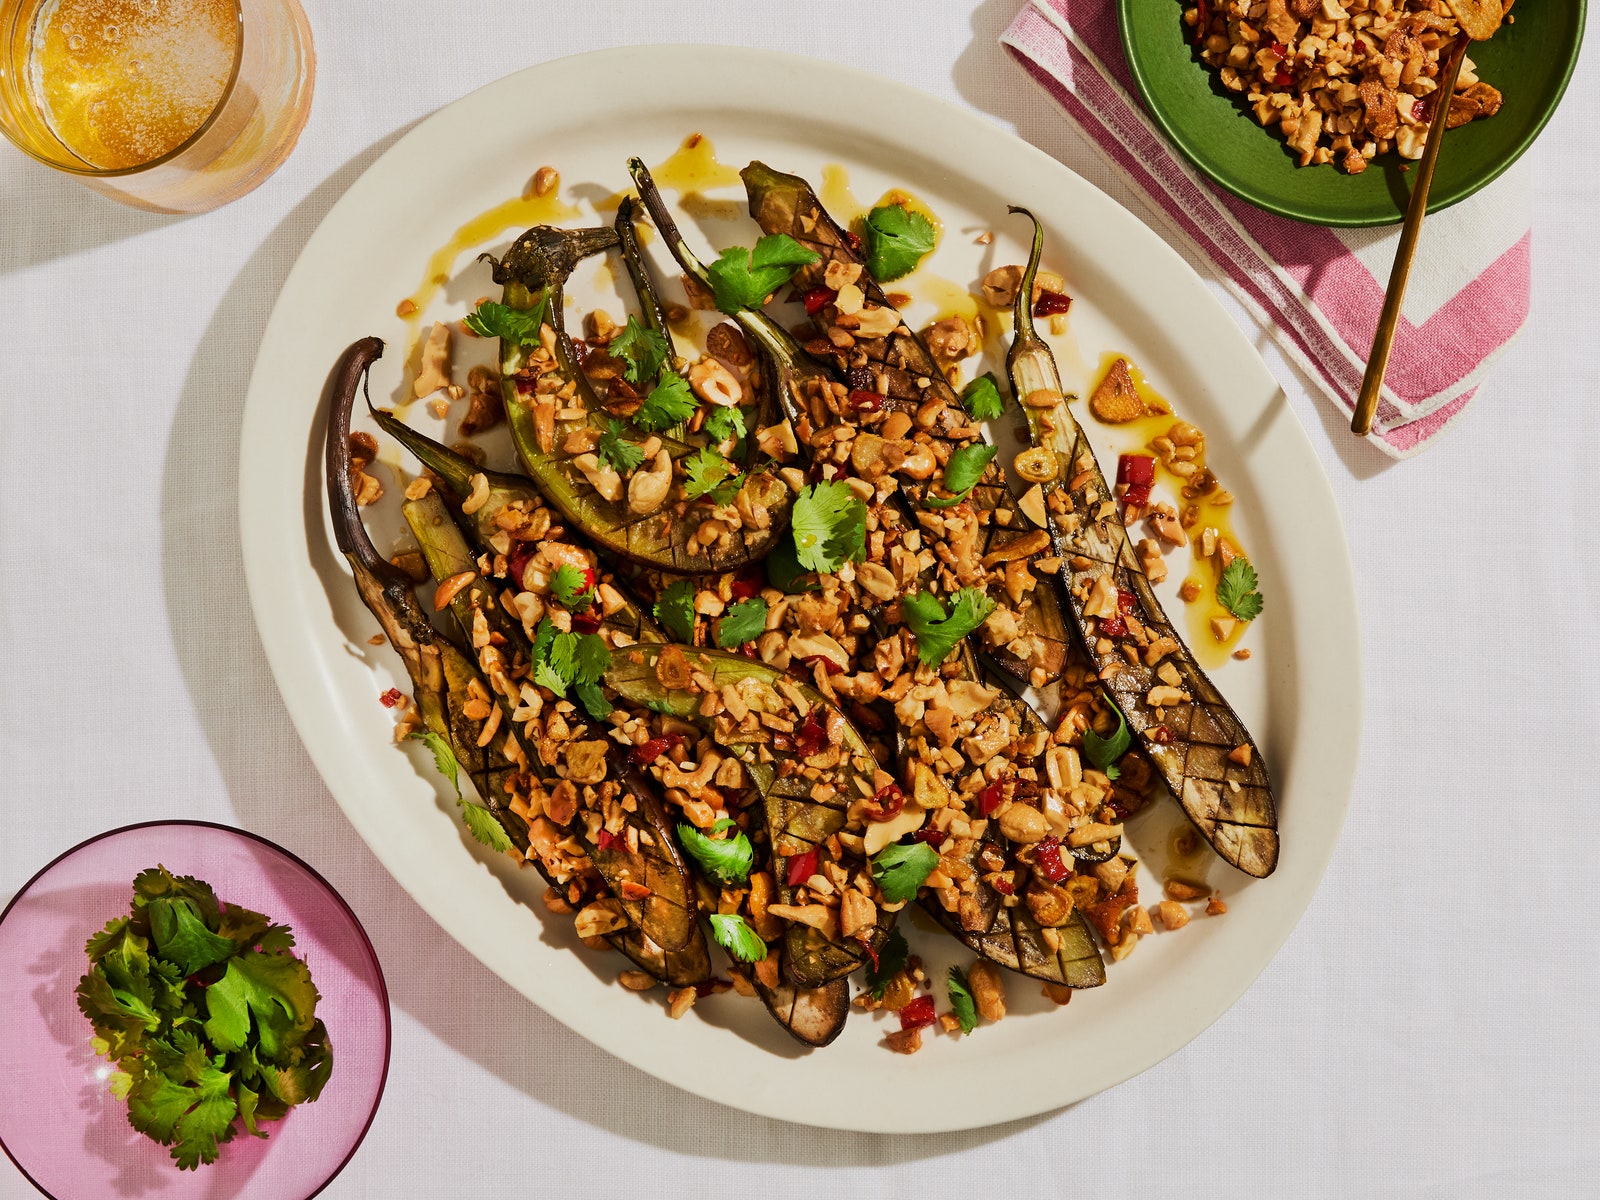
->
1115, 0, 1587, 227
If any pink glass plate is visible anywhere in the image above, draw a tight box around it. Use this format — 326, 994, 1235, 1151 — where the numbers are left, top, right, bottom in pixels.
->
0, 821, 390, 1199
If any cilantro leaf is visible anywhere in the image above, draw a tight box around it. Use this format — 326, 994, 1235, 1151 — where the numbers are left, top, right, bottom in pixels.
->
202, 950, 318, 1060
708, 913, 768, 963
653, 579, 697, 643
715, 597, 768, 649
127, 1040, 239, 1171
871, 841, 940, 903
704, 234, 819, 314
573, 634, 611, 685
924, 443, 998, 508
532, 618, 568, 695
791, 481, 866, 574
632, 372, 698, 432
1216, 558, 1264, 621
901, 587, 997, 668
597, 419, 646, 475
862, 203, 936, 282
947, 966, 979, 1034
865, 927, 909, 999
704, 404, 747, 445
765, 533, 820, 594
1082, 697, 1131, 781
683, 445, 740, 503
959, 373, 1006, 422
461, 803, 515, 852
256, 1018, 333, 1108
464, 296, 547, 347
407, 730, 462, 799
550, 563, 593, 611
77, 962, 160, 1042
609, 315, 670, 385
132, 867, 221, 927
147, 899, 237, 977
677, 819, 754, 885
574, 680, 613, 721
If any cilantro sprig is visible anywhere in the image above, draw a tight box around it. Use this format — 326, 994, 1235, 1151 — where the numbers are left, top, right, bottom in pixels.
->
861, 203, 936, 282
959, 373, 1006, 422
76, 868, 331, 1171
532, 617, 613, 719
709, 913, 768, 963
609, 315, 670, 385
550, 563, 594, 611
947, 966, 979, 1034
683, 446, 741, 504
901, 587, 997, 668
464, 296, 548, 347
1082, 696, 1131, 781
1216, 559, 1264, 621
677, 818, 754, 885
791, 481, 867, 574
871, 841, 941, 903
704, 405, 747, 446
597, 419, 645, 475
924, 443, 998, 508
633, 372, 698, 433
407, 730, 512, 851
653, 579, 698, 643
715, 597, 769, 649
704, 234, 819, 314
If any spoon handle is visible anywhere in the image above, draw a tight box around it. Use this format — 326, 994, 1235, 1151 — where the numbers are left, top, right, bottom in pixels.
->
1351, 35, 1470, 438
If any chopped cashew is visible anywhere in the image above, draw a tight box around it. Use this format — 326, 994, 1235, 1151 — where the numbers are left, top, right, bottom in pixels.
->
413, 323, 453, 397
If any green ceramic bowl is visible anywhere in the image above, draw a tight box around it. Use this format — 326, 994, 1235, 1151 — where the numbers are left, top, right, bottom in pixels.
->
1117, 0, 1585, 226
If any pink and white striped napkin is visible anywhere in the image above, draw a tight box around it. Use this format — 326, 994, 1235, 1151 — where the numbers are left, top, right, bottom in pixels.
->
1002, 0, 1531, 458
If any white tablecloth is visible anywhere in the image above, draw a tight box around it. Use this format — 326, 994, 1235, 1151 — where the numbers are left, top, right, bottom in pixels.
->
3, 3, 1595, 1196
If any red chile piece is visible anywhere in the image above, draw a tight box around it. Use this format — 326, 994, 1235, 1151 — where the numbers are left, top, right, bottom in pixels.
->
1117, 454, 1156, 488
629, 733, 683, 766
595, 828, 622, 852
796, 709, 829, 757
911, 828, 946, 849
865, 784, 905, 823
785, 847, 819, 887
730, 566, 765, 601
1117, 589, 1138, 614
508, 545, 536, 590
570, 612, 603, 634
1033, 836, 1069, 883
977, 780, 1005, 816
848, 389, 883, 413
1099, 615, 1128, 639
802, 286, 837, 315
379, 688, 402, 709
1032, 289, 1072, 318
898, 995, 937, 1030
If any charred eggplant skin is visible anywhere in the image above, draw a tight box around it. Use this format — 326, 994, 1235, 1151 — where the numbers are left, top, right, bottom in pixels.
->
1004, 209, 1277, 877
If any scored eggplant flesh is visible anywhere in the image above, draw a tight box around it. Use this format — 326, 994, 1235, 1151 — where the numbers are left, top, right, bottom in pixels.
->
1003, 208, 1278, 878
604, 643, 896, 988
756, 968, 849, 1048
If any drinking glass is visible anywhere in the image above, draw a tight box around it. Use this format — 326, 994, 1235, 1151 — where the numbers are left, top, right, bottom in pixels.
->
0, 0, 314, 213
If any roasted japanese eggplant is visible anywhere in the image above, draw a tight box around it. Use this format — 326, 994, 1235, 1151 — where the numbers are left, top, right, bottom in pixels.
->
1004, 209, 1278, 877
485, 225, 792, 575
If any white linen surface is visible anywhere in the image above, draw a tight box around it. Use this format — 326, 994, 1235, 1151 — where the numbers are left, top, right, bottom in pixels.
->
1, 2, 1595, 1196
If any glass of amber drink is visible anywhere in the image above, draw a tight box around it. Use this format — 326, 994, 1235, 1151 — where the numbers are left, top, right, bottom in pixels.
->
0, 0, 313, 212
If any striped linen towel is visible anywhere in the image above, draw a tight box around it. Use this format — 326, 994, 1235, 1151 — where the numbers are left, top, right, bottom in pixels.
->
1002, 0, 1531, 458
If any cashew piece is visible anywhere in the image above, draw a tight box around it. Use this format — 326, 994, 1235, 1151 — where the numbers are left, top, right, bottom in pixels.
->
572, 453, 623, 503
687, 357, 743, 407
628, 449, 673, 515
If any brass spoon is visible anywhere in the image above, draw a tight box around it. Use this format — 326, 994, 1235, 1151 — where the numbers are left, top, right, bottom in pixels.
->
1350, 34, 1470, 438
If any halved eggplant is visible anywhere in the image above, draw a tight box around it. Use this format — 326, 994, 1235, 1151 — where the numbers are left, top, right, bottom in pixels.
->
485, 226, 791, 575
755, 969, 849, 1048
1003, 209, 1277, 877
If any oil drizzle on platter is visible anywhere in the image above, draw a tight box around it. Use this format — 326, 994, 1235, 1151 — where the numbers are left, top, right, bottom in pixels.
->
1085, 354, 1252, 668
